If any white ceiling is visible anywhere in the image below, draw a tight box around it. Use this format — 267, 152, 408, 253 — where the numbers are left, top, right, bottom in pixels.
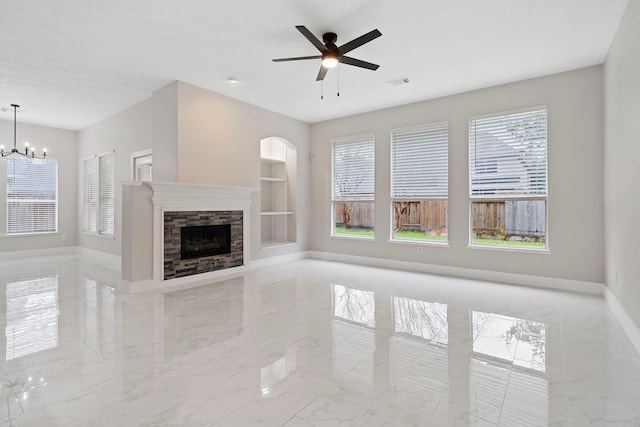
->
0, 0, 629, 131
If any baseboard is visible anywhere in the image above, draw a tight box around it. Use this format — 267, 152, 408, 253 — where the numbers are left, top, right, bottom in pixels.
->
250, 251, 311, 269
75, 246, 121, 271
307, 251, 604, 295
0, 246, 77, 263
604, 287, 640, 356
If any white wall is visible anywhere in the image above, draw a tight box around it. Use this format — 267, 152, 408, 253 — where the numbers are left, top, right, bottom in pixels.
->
77, 99, 153, 256
79, 81, 311, 262
310, 66, 604, 285
604, 1, 640, 328
174, 81, 311, 261
0, 120, 77, 253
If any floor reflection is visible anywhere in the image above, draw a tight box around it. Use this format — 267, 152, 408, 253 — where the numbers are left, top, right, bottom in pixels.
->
0, 258, 636, 425
332, 284, 375, 327
5, 276, 59, 361
394, 296, 448, 344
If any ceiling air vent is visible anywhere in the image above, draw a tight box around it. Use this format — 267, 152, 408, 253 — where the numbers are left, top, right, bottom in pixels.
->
386, 76, 410, 86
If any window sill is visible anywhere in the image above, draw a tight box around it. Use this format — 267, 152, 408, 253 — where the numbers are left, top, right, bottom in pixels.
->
330, 234, 375, 242
83, 231, 116, 240
390, 238, 449, 247
467, 243, 551, 254
0, 231, 59, 238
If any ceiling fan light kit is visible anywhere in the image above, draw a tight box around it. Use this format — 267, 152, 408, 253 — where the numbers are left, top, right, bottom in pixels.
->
273, 26, 382, 81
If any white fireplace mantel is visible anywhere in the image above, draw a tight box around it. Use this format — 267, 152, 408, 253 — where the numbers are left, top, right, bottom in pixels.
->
121, 181, 258, 291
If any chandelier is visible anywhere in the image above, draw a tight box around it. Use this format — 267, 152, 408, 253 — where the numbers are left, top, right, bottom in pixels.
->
1, 104, 47, 159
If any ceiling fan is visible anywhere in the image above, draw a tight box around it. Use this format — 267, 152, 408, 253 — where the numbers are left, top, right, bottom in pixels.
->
272, 26, 382, 81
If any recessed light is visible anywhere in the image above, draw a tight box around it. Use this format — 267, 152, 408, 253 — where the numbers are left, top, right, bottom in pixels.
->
227, 77, 239, 84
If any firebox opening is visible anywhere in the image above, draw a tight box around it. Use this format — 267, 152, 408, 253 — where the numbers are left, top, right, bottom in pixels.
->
181, 224, 231, 260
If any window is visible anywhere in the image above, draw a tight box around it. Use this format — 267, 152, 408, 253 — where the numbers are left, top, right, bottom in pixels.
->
83, 151, 115, 236
331, 134, 375, 238
391, 123, 448, 242
469, 108, 547, 248
131, 149, 152, 181
7, 157, 58, 234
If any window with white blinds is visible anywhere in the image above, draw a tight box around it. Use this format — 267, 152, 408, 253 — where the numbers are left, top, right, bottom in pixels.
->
469, 109, 547, 197
99, 153, 115, 235
83, 157, 97, 232
391, 123, 448, 199
332, 135, 375, 201
83, 151, 115, 237
391, 123, 449, 242
7, 157, 58, 234
468, 108, 548, 249
331, 134, 375, 237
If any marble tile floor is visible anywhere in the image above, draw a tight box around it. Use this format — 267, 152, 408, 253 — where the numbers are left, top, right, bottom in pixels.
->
0, 254, 639, 426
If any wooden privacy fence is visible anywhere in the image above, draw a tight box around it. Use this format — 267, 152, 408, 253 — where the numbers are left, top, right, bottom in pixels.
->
473, 200, 546, 240
393, 201, 447, 235
336, 199, 545, 241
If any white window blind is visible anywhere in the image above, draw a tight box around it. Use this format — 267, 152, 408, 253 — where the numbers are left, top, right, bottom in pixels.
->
469, 109, 547, 196
83, 151, 114, 236
83, 157, 98, 232
98, 153, 115, 235
332, 135, 375, 201
7, 157, 58, 234
391, 124, 448, 198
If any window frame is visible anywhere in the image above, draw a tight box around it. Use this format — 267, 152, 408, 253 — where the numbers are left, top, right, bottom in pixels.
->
390, 122, 449, 245
330, 133, 376, 240
83, 150, 115, 238
468, 106, 549, 252
6, 156, 58, 235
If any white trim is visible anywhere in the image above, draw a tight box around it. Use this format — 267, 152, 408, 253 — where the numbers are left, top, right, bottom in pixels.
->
125, 265, 249, 294
0, 246, 76, 262
605, 287, 640, 356
307, 251, 604, 295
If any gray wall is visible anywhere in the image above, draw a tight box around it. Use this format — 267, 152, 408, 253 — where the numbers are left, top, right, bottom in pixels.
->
604, 1, 640, 329
0, 120, 78, 253
310, 66, 604, 285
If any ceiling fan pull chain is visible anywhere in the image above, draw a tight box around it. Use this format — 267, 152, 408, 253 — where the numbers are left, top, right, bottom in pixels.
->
337, 65, 340, 97
321, 80, 324, 100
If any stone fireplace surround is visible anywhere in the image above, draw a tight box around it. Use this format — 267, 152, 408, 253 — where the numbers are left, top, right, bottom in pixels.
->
121, 181, 257, 289
164, 210, 243, 280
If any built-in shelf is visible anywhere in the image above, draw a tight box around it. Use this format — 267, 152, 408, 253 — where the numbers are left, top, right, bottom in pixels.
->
260, 139, 296, 249
260, 157, 286, 164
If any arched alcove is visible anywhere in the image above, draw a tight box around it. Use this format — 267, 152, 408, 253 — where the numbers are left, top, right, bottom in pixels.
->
260, 137, 297, 248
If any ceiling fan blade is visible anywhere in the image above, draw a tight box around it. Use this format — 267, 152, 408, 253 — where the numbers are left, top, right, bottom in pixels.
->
296, 25, 328, 53
316, 66, 329, 81
340, 56, 380, 71
338, 29, 382, 55
272, 55, 322, 62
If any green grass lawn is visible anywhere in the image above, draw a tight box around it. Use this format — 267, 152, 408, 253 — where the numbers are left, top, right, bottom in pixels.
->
335, 227, 545, 247
334, 227, 374, 237
335, 227, 447, 241
393, 230, 447, 241
471, 238, 545, 248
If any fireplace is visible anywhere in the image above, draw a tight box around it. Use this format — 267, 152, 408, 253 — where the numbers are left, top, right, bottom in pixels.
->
181, 224, 231, 259
164, 210, 243, 280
